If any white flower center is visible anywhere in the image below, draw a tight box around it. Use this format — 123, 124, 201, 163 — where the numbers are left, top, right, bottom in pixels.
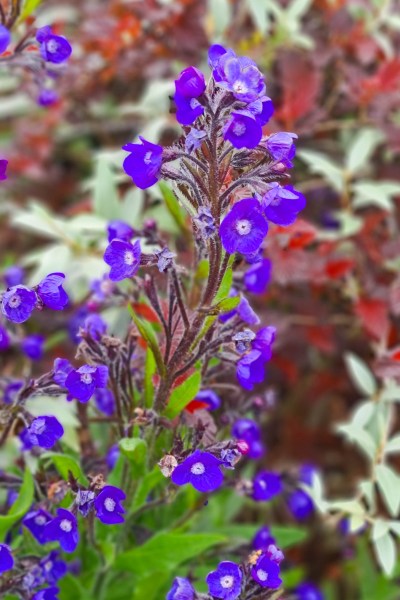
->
46, 39, 59, 53
60, 519, 72, 532
8, 294, 21, 308
220, 575, 234, 589
100, 280, 113, 294
35, 515, 47, 526
190, 98, 200, 109
124, 250, 135, 265
236, 219, 252, 236
232, 122, 246, 136
233, 81, 248, 94
104, 497, 116, 512
258, 480, 267, 490
190, 461, 205, 475
80, 373, 93, 384
143, 151, 153, 165
44, 561, 53, 572
257, 568, 268, 582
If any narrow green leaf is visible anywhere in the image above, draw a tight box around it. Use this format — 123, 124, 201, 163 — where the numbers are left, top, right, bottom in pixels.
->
20, 0, 43, 20
128, 305, 166, 377
131, 467, 165, 512
159, 181, 187, 232
144, 349, 156, 408
0, 469, 34, 541
213, 296, 240, 314
164, 371, 201, 419
41, 452, 88, 485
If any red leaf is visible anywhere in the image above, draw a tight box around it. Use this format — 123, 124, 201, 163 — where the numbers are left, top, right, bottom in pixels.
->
325, 259, 354, 279
354, 298, 389, 341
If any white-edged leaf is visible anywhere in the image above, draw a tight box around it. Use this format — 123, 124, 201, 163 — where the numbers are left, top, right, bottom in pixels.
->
332, 211, 363, 237
287, 0, 312, 20
352, 180, 400, 212
246, 0, 272, 30
376, 464, 400, 517
352, 401, 375, 427
336, 423, 376, 459
93, 157, 120, 219
297, 149, 344, 192
381, 385, 400, 403
346, 128, 384, 173
388, 521, 400, 536
385, 435, 400, 454
359, 480, 375, 510
208, 0, 232, 36
372, 519, 390, 541
344, 353, 377, 396
374, 532, 396, 576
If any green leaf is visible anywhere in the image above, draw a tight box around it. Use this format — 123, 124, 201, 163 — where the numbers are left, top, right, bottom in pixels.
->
159, 181, 187, 233
164, 371, 201, 419
376, 464, 400, 517
131, 467, 165, 512
144, 349, 156, 408
131, 571, 171, 600
298, 149, 344, 193
212, 295, 240, 314
41, 452, 88, 485
20, 0, 43, 20
214, 260, 234, 304
0, 469, 34, 541
119, 438, 147, 468
93, 157, 120, 220
346, 128, 384, 173
115, 532, 226, 573
128, 305, 166, 377
216, 524, 306, 548
344, 353, 377, 396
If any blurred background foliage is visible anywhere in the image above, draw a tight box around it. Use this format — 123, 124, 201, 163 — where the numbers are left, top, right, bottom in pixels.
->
1, 0, 400, 598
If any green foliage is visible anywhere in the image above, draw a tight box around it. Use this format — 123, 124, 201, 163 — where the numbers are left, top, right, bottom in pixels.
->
40, 452, 88, 485
164, 371, 202, 419
0, 469, 34, 541
128, 305, 166, 377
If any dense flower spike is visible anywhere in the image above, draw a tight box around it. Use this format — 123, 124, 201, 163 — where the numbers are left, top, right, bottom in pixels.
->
0, 543, 14, 574
1, 285, 37, 323
36, 26, 72, 64
219, 199, 268, 256
122, 137, 163, 189
20, 416, 64, 449
94, 485, 126, 524
171, 450, 224, 493
103, 239, 141, 281
37, 273, 69, 310
166, 577, 195, 600
44, 509, 79, 553
206, 561, 242, 600
0, 158, 8, 180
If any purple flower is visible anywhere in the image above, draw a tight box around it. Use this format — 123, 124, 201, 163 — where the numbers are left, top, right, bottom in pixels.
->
294, 582, 324, 600
37, 273, 69, 311
76, 490, 95, 517
206, 561, 242, 600
167, 577, 195, 600
156, 247, 175, 272
20, 416, 64, 450
220, 199, 268, 256
53, 358, 73, 386
94, 485, 126, 524
251, 554, 282, 589
3, 380, 23, 404
195, 207, 216, 238
107, 220, 134, 243
262, 184, 306, 226
208, 44, 229, 71
233, 329, 256, 354
81, 313, 107, 340
220, 448, 241, 469
175, 93, 204, 126
40, 551, 67, 584
0, 324, 10, 351
265, 132, 297, 166
44, 508, 79, 553
265, 544, 284, 564
122, 137, 163, 189
0, 25, 11, 54
23, 509, 52, 543
171, 450, 224, 493
211, 49, 265, 102
232, 419, 265, 460
38, 89, 59, 107
175, 66, 205, 98
21, 335, 45, 361
185, 128, 207, 153
107, 444, 120, 470
1, 285, 37, 323
90, 275, 115, 303
299, 463, 317, 485
0, 159, 8, 181
252, 526, 276, 551
104, 239, 141, 281
68, 307, 89, 343
36, 26, 72, 64
248, 96, 274, 126
219, 292, 260, 326
94, 388, 115, 416
194, 389, 221, 410
223, 111, 262, 149
31, 587, 60, 600
0, 543, 13, 574
287, 489, 314, 521
3, 265, 24, 286
237, 350, 266, 390
253, 471, 282, 502
65, 364, 109, 403
252, 326, 276, 360
244, 259, 271, 294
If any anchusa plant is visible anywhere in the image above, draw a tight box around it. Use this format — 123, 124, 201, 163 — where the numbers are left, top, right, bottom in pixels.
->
0, 43, 312, 600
